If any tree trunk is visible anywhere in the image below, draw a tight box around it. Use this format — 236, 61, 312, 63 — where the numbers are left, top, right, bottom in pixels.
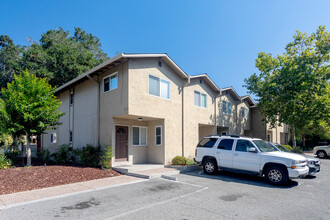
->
291, 124, 296, 147
302, 134, 306, 147
26, 133, 31, 167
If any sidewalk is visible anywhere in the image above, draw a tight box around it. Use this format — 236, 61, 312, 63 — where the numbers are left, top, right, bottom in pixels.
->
0, 175, 145, 209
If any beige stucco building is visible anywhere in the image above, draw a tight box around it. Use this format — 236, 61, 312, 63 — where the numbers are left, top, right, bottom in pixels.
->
42, 53, 288, 165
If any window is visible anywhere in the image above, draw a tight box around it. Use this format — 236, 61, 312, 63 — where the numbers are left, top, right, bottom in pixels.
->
69, 130, 73, 143
132, 126, 147, 146
217, 139, 234, 150
235, 140, 255, 152
149, 75, 170, 99
155, 126, 162, 145
104, 72, 118, 92
50, 133, 57, 144
221, 132, 227, 135
197, 138, 217, 148
242, 107, 248, 119
194, 91, 207, 108
70, 92, 74, 105
222, 100, 232, 114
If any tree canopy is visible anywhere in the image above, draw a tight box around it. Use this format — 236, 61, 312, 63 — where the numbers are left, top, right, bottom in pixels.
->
1, 70, 63, 165
0, 27, 108, 88
245, 26, 330, 146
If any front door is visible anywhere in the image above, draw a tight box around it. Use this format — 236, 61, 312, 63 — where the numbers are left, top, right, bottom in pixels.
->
115, 126, 128, 161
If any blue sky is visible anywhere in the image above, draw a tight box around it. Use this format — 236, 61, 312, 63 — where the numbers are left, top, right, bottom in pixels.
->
2, 0, 330, 98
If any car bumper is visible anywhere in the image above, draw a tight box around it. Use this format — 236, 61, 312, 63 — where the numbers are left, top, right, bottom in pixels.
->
194, 158, 202, 165
288, 166, 309, 179
307, 164, 321, 175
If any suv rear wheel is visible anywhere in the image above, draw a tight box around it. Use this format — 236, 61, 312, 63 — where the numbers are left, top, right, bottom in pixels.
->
264, 165, 288, 185
317, 150, 327, 158
203, 158, 218, 175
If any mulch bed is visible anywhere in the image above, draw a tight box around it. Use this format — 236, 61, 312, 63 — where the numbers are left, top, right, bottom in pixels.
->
0, 165, 120, 195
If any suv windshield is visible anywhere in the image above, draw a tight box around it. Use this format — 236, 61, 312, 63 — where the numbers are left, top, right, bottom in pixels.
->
253, 140, 277, 152
275, 144, 289, 152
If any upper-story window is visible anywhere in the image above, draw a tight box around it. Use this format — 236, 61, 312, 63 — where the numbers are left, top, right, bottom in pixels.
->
149, 75, 170, 99
194, 91, 207, 108
242, 107, 248, 119
222, 100, 232, 115
104, 72, 118, 92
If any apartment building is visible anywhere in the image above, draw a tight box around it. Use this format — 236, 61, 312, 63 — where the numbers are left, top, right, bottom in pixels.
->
42, 53, 288, 165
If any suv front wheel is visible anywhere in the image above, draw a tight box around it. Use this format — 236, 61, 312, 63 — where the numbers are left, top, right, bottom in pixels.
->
264, 165, 288, 185
203, 158, 218, 175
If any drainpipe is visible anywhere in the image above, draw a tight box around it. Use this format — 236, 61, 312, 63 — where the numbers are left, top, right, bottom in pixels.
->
182, 76, 190, 157
87, 74, 100, 147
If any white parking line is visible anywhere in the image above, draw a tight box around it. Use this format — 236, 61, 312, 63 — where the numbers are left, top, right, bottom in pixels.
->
106, 186, 208, 220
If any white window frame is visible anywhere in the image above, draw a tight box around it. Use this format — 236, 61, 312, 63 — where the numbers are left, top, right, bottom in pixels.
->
155, 126, 162, 146
103, 72, 118, 93
242, 107, 248, 119
222, 100, 232, 115
50, 133, 57, 144
148, 75, 170, 99
194, 91, 207, 108
132, 126, 148, 146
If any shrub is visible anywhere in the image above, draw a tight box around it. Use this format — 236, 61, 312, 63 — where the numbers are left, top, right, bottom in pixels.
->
51, 144, 76, 164
291, 146, 304, 154
0, 153, 12, 169
99, 146, 113, 169
38, 148, 51, 162
76, 144, 100, 167
282, 145, 293, 151
186, 158, 197, 165
5, 150, 21, 161
172, 156, 187, 166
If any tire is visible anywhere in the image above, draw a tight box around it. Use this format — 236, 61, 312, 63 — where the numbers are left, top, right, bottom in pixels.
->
203, 158, 218, 175
264, 165, 288, 185
317, 150, 327, 159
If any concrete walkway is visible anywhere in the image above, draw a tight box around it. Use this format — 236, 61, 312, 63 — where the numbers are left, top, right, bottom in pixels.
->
0, 175, 145, 209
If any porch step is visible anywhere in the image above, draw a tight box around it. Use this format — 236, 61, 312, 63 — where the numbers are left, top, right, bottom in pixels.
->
112, 166, 180, 179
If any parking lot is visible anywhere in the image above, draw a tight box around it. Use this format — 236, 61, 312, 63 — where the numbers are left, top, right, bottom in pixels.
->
1, 158, 329, 220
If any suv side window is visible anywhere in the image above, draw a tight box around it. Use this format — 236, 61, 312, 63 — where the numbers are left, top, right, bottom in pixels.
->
198, 138, 217, 148
217, 139, 234, 150
235, 140, 255, 152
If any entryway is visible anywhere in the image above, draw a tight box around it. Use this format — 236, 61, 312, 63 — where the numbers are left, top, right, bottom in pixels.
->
115, 126, 128, 161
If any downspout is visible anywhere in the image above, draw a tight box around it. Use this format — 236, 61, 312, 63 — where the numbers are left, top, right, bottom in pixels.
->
87, 74, 100, 147
182, 75, 190, 157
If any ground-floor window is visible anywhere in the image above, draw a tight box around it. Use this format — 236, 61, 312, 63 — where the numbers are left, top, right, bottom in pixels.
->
132, 126, 147, 146
50, 133, 57, 144
155, 126, 162, 145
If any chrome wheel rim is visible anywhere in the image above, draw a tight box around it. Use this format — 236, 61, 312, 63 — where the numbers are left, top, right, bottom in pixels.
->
205, 162, 215, 173
318, 152, 325, 158
268, 169, 282, 182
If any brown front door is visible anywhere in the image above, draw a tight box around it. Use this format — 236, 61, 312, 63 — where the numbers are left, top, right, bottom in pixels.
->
115, 126, 128, 161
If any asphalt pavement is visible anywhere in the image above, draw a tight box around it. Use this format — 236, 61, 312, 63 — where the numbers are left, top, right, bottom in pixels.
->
1, 159, 329, 220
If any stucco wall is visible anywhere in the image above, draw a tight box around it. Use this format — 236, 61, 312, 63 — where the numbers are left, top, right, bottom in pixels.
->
128, 58, 185, 164
217, 92, 240, 135
183, 78, 217, 158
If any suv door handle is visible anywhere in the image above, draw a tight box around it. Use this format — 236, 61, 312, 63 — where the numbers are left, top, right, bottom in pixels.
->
216, 151, 220, 154
234, 153, 238, 156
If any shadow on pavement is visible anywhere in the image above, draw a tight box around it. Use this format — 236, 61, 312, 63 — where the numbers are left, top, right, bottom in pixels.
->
183, 168, 299, 189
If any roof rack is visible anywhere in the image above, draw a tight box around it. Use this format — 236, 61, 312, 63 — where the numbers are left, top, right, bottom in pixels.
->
207, 134, 242, 138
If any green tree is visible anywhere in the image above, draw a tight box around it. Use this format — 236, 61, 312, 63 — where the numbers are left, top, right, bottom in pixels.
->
0, 27, 108, 89
0, 35, 22, 88
245, 26, 330, 147
1, 70, 63, 166
21, 27, 108, 87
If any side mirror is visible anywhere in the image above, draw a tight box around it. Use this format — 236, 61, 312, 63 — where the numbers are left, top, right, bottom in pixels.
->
248, 147, 258, 153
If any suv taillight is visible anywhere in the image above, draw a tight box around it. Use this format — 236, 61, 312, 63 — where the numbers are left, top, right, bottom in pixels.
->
195, 149, 197, 156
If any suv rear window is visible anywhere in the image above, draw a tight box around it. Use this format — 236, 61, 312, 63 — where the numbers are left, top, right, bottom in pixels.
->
217, 139, 234, 150
197, 138, 217, 148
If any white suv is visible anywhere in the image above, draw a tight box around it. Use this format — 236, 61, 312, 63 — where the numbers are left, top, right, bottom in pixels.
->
194, 135, 309, 185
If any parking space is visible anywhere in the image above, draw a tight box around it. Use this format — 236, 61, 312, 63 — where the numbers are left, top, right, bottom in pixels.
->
1, 158, 329, 220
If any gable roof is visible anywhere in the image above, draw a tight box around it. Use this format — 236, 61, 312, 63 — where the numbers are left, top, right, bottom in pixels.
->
221, 87, 241, 101
189, 74, 221, 92
240, 95, 256, 106
56, 53, 188, 93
